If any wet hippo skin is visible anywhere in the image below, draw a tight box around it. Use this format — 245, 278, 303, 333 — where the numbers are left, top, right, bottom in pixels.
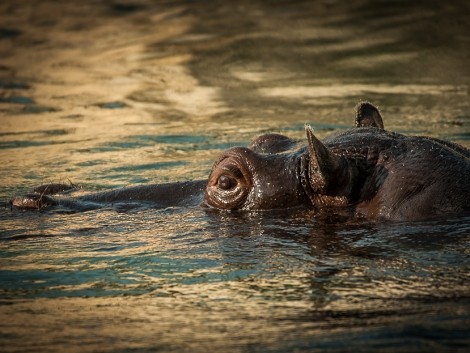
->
10, 102, 470, 221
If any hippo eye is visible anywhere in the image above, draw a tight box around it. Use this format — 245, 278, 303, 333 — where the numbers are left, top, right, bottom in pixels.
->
205, 152, 252, 210
217, 175, 235, 190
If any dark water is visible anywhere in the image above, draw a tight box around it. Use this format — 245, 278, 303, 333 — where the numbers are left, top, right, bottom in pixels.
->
1, 1, 470, 352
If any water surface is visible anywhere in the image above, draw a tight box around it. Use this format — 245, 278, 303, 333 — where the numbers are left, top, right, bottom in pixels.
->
1, 0, 469, 352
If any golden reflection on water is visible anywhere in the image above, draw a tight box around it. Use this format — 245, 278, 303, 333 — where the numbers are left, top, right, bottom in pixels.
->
1, 0, 469, 192
1, 296, 314, 352
1, 266, 467, 352
260, 84, 468, 99
1, 205, 469, 352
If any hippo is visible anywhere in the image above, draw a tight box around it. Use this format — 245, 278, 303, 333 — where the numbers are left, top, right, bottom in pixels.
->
9, 102, 470, 221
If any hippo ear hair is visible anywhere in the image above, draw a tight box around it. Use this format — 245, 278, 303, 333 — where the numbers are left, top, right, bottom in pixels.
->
355, 101, 384, 129
305, 125, 343, 193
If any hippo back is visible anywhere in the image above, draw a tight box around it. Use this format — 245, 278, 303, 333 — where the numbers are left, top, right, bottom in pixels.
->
323, 128, 470, 220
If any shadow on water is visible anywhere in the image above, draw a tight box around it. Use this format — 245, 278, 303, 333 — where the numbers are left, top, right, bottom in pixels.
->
0, 0, 469, 352
128, 0, 470, 145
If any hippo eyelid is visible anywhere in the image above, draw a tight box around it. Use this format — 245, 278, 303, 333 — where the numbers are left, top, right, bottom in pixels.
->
220, 164, 244, 179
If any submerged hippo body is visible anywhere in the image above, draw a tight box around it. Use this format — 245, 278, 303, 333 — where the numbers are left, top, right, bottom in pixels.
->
10, 103, 470, 221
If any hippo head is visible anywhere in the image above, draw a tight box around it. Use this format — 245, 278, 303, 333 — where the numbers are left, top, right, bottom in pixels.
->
204, 126, 360, 211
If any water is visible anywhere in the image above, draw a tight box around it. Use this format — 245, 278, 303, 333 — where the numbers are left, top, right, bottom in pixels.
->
1, 0, 470, 352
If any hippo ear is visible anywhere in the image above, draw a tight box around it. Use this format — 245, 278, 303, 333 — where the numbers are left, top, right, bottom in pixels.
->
355, 101, 384, 129
305, 126, 343, 193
